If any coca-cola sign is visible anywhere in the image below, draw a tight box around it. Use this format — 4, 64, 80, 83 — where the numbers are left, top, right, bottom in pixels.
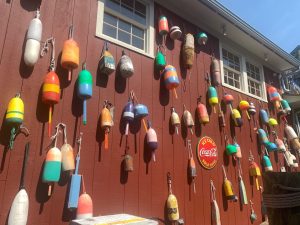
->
197, 136, 218, 169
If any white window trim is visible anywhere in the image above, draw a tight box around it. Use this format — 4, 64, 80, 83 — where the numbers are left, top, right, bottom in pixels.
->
219, 42, 267, 102
96, 0, 155, 59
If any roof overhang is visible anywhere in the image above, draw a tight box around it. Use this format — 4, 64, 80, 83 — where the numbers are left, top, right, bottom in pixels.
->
156, 0, 300, 72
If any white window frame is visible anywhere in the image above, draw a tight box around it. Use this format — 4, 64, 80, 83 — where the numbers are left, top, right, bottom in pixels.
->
96, 0, 155, 58
219, 42, 267, 101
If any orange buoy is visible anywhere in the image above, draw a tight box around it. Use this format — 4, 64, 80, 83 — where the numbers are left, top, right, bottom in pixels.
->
76, 176, 93, 219
101, 100, 113, 150
61, 25, 79, 81
41, 37, 60, 137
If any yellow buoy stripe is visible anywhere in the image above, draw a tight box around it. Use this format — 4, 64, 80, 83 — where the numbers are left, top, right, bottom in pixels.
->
96, 218, 145, 225
6, 111, 24, 119
43, 84, 60, 93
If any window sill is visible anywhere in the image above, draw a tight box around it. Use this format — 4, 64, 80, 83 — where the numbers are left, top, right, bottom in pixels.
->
222, 83, 268, 103
95, 33, 155, 59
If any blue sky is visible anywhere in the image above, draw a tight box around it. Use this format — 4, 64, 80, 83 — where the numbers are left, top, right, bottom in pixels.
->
218, 0, 299, 53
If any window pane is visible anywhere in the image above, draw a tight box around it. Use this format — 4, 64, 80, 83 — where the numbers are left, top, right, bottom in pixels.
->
122, 0, 133, 8
104, 13, 117, 27
246, 61, 261, 81
134, 13, 146, 25
120, 1, 134, 19
222, 48, 240, 71
132, 25, 144, 38
224, 68, 241, 89
103, 23, 117, 38
118, 30, 131, 44
132, 36, 144, 49
106, 0, 120, 12
247, 78, 262, 97
135, 1, 146, 15
119, 19, 131, 32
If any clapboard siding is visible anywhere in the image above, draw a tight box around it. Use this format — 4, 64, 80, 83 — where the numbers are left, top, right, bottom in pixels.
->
0, 1, 285, 225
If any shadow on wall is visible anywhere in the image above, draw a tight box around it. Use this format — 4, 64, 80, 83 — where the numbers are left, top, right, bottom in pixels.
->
20, 0, 42, 11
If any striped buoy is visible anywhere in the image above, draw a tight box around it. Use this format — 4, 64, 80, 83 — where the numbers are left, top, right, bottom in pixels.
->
163, 65, 179, 98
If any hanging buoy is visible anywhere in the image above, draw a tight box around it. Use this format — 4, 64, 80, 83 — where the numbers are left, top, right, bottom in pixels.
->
281, 99, 291, 114
42, 130, 62, 196
24, 9, 42, 67
265, 141, 277, 152
158, 15, 169, 46
211, 57, 221, 86
196, 32, 208, 45
258, 129, 269, 145
234, 141, 242, 159
218, 104, 226, 128
166, 172, 179, 222
210, 180, 221, 225
263, 155, 273, 171
291, 138, 300, 153
222, 165, 237, 201
231, 109, 243, 127
249, 151, 261, 191
124, 146, 134, 172
146, 121, 158, 162
272, 131, 286, 152
226, 144, 237, 156
8, 142, 30, 225
99, 42, 115, 76
61, 25, 79, 81
170, 107, 180, 135
238, 161, 248, 205
41, 37, 60, 137
155, 47, 166, 71
208, 86, 218, 113
250, 200, 257, 223
61, 124, 75, 172
248, 102, 257, 129
183, 105, 194, 135
268, 118, 278, 127
239, 100, 250, 120
5, 93, 24, 150
187, 140, 196, 193
68, 133, 83, 210
197, 96, 209, 125
259, 109, 269, 126
77, 63, 93, 125
268, 86, 281, 110
122, 98, 134, 136
182, 33, 195, 69
223, 93, 234, 113
169, 26, 182, 40
119, 50, 134, 78
163, 65, 179, 99
134, 103, 149, 132
285, 124, 298, 140
76, 176, 93, 219
101, 100, 113, 150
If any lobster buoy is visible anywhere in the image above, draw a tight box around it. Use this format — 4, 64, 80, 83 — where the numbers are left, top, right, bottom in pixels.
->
231, 109, 243, 127
169, 26, 182, 40
281, 99, 291, 114
291, 138, 300, 153
259, 109, 269, 126
166, 173, 179, 221
123, 99, 134, 136
197, 96, 209, 125
248, 102, 256, 115
274, 137, 286, 152
263, 155, 273, 171
249, 161, 261, 190
226, 144, 237, 156
239, 100, 250, 120
258, 129, 269, 144
268, 86, 281, 110
223, 93, 234, 112
268, 118, 278, 127
183, 105, 194, 135
265, 141, 277, 152
163, 65, 179, 98
101, 101, 113, 150
211, 57, 221, 86
42, 71, 60, 136
234, 142, 242, 159
61, 125, 75, 172
170, 107, 180, 135
99, 42, 115, 76
77, 63, 93, 125
182, 33, 195, 69
155, 48, 166, 71
208, 86, 218, 113
285, 125, 298, 140
24, 9, 42, 67
61, 25, 79, 81
210, 180, 221, 225
5, 93, 24, 150
222, 165, 237, 201
119, 50, 134, 78
218, 105, 226, 128
76, 176, 93, 219
124, 151, 134, 172
146, 121, 158, 161
158, 15, 169, 36
196, 32, 208, 45
187, 140, 196, 193
134, 104, 149, 132
42, 146, 62, 196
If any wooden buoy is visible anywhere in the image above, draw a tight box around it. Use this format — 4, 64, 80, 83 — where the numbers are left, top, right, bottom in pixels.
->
61, 124, 75, 172
170, 107, 180, 134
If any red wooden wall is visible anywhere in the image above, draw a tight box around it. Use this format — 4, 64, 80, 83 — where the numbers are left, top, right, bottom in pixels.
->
0, 0, 286, 224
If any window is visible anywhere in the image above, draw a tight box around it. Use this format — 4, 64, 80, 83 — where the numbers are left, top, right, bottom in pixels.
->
96, 0, 154, 57
220, 45, 266, 100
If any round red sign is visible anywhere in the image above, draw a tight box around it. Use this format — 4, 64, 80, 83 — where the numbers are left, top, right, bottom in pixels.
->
197, 136, 218, 169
